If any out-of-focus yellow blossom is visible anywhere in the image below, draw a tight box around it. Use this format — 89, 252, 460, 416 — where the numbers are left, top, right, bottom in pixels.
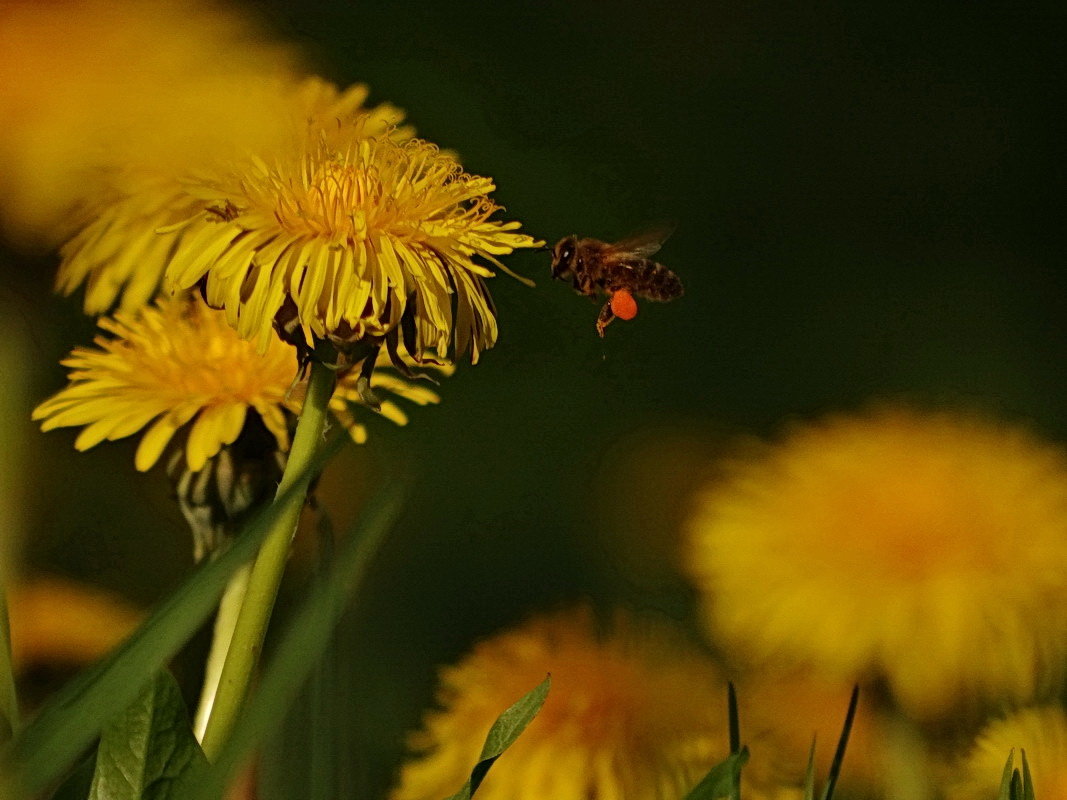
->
32, 293, 443, 473
950, 707, 1067, 800
684, 407, 1067, 720
57, 79, 410, 316
7, 576, 143, 670
393, 605, 797, 800
0, 0, 302, 246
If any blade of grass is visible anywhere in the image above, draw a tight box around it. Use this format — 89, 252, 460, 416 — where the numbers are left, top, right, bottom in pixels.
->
802, 737, 817, 800
819, 685, 858, 800
176, 482, 406, 800
1020, 750, 1034, 800
4, 434, 346, 797
996, 750, 1015, 800
727, 682, 741, 800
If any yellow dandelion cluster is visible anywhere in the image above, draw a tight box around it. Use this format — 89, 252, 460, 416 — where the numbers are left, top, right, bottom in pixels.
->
394, 606, 796, 800
0, 0, 302, 245
684, 407, 1067, 719
32, 294, 442, 473
950, 707, 1067, 800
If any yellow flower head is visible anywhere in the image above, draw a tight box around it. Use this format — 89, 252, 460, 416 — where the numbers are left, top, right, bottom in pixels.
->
0, 0, 302, 246
950, 707, 1067, 800
684, 407, 1067, 720
58, 76, 540, 363
393, 606, 762, 800
32, 293, 442, 473
57, 79, 409, 317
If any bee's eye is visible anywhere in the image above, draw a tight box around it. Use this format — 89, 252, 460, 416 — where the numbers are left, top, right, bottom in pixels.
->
560, 244, 574, 262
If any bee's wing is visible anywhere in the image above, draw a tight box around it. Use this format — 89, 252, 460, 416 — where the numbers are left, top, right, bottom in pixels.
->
609, 222, 676, 258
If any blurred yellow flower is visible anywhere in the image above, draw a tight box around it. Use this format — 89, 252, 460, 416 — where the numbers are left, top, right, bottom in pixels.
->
684, 407, 1067, 719
950, 707, 1067, 800
393, 605, 795, 800
32, 293, 442, 473
7, 576, 143, 670
0, 0, 301, 246
57, 79, 410, 317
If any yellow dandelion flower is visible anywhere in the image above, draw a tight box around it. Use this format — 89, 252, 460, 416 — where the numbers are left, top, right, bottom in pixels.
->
950, 707, 1067, 800
393, 605, 795, 800
57, 79, 409, 316
167, 133, 537, 362
684, 407, 1067, 720
32, 293, 442, 473
57, 74, 540, 361
0, 0, 302, 245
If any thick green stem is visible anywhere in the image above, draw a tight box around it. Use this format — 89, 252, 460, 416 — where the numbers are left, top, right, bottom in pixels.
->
200, 361, 335, 760
0, 586, 18, 742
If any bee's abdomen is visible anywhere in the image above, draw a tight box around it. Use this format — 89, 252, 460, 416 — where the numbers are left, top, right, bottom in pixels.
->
637, 262, 684, 302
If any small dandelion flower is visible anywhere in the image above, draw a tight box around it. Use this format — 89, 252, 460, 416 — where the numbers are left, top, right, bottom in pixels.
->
33, 292, 442, 468
684, 407, 1067, 719
393, 606, 791, 800
33, 293, 442, 556
950, 707, 1067, 799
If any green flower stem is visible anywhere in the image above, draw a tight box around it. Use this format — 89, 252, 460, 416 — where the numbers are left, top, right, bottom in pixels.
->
192, 562, 251, 741
200, 360, 335, 760
0, 586, 18, 742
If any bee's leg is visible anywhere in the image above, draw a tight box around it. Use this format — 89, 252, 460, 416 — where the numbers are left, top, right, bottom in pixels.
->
595, 300, 615, 338
354, 344, 383, 411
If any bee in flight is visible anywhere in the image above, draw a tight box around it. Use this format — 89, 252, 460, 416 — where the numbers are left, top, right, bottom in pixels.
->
549, 225, 683, 337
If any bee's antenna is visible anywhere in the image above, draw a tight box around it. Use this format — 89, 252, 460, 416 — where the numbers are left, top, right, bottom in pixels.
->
534, 243, 553, 252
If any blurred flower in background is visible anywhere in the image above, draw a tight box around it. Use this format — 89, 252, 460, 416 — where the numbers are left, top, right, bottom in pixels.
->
393, 605, 798, 800
684, 407, 1067, 720
0, 0, 302, 248
949, 707, 1067, 799
6, 576, 142, 673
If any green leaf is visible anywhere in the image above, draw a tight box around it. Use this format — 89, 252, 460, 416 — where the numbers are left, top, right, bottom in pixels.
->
88, 671, 205, 800
1021, 750, 1035, 800
996, 750, 1015, 800
819, 685, 858, 800
683, 750, 750, 800
49, 753, 95, 800
175, 482, 407, 800
4, 434, 346, 798
444, 676, 552, 800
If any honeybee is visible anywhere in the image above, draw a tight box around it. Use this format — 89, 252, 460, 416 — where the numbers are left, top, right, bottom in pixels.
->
549, 225, 683, 337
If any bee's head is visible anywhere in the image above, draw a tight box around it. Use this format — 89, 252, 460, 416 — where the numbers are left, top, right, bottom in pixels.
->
550, 235, 578, 279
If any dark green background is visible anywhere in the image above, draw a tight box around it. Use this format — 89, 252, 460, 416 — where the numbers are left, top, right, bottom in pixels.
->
4, 1, 1067, 795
